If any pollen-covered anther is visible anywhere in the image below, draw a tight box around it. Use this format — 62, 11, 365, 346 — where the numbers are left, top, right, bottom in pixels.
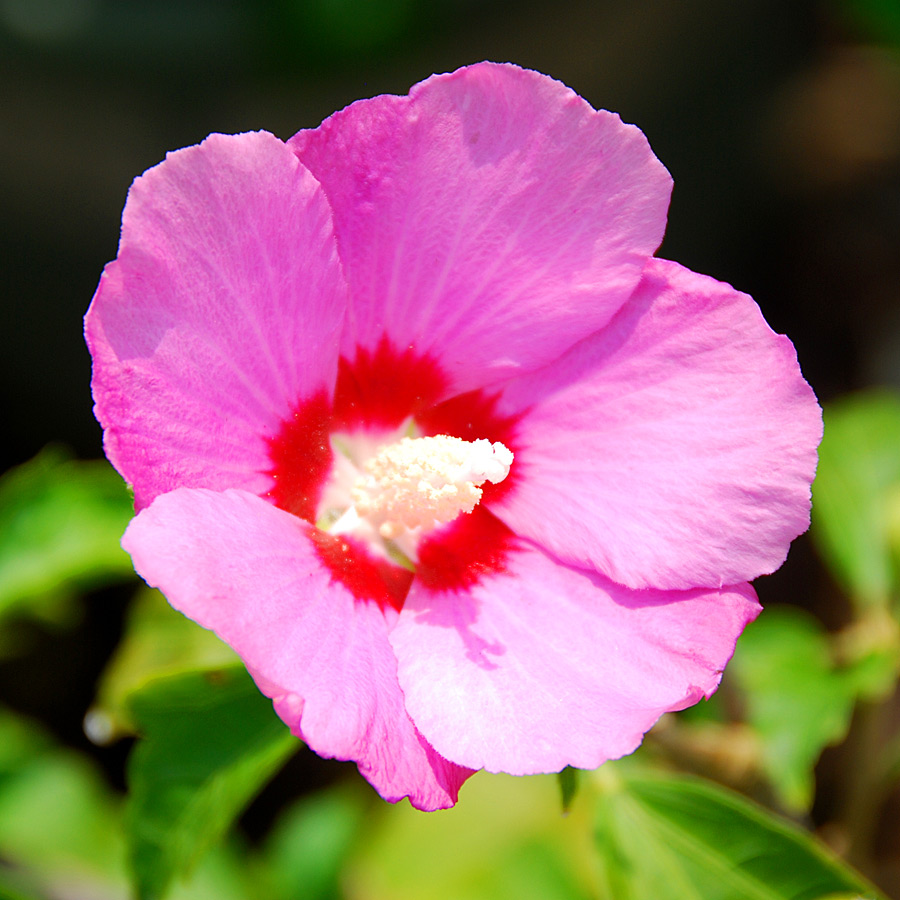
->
352, 435, 513, 537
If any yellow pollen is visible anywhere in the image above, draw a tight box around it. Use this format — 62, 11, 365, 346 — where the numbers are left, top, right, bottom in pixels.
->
351, 435, 513, 538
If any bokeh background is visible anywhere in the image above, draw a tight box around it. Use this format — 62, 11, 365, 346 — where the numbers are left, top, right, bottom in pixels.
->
2, 0, 900, 897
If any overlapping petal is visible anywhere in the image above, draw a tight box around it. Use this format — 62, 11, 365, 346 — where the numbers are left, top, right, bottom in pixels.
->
291, 62, 672, 396
86, 132, 346, 511
489, 258, 823, 591
391, 534, 760, 774
122, 488, 472, 811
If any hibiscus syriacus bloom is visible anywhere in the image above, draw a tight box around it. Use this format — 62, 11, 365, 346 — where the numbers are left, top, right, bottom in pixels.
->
86, 63, 821, 810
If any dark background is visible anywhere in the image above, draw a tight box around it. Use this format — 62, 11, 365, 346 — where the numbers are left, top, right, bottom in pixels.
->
2, 0, 900, 890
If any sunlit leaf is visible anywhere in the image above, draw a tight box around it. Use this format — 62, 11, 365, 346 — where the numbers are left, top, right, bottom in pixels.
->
0, 447, 134, 636
126, 666, 297, 900
591, 764, 884, 900
812, 391, 900, 609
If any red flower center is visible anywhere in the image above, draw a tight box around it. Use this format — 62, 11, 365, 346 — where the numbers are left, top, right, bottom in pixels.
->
266, 339, 521, 610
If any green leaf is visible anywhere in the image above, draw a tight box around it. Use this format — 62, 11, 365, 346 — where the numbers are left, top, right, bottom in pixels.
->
165, 844, 256, 900
126, 666, 297, 900
0, 706, 128, 894
812, 391, 900, 609
261, 786, 367, 900
0, 707, 258, 900
591, 764, 884, 900
729, 607, 859, 812
90, 588, 238, 741
0, 447, 135, 639
731, 605, 900, 811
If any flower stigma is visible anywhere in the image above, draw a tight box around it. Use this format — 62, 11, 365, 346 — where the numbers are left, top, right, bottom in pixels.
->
320, 432, 513, 565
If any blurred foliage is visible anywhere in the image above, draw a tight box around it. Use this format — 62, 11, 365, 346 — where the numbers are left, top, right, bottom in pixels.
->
4, 392, 900, 897
0, 705, 125, 893
590, 764, 882, 900
812, 391, 900, 611
280, 0, 416, 60
0, 705, 272, 900
731, 605, 899, 812
344, 762, 884, 900
261, 785, 367, 900
348, 769, 596, 900
125, 666, 296, 900
0, 447, 135, 650
836, 0, 900, 47
91, 587, 238, 740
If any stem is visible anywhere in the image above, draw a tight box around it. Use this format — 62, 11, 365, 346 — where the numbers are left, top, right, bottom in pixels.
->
840, 695, 889, 872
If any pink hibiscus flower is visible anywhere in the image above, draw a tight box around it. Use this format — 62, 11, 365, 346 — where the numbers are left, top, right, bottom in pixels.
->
85, 63, 822, 811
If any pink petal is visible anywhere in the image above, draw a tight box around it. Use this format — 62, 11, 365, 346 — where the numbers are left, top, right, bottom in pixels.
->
290, 62, 672, 396
490, 258, 823, 591
85, 132, 346, 511
392, 540, 759, 774
122, 488, 473, 810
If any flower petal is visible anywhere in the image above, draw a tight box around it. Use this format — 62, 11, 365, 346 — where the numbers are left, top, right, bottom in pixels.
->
86, 132, 346, 511
122, 488, 473, 810
490, 258, 823, 591
291, 62, 672, 395
392, 540, 759, 774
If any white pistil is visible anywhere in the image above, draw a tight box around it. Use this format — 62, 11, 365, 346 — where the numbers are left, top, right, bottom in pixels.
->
330, 435, 513, 550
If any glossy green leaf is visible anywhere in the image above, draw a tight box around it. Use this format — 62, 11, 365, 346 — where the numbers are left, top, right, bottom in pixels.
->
0, 447, 135, 636
812, 391, 900, 609
126, 666, 297, 900
591, 764, 884, 900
